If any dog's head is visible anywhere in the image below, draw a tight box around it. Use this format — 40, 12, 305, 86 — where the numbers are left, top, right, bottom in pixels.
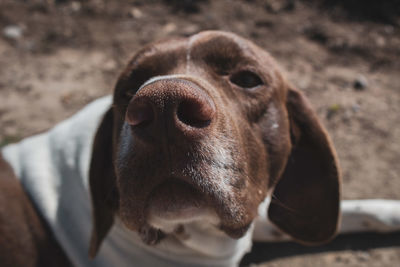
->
88, 31, 340, 256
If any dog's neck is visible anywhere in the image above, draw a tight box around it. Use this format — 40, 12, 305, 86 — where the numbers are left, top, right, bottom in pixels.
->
109, 218, 253, 267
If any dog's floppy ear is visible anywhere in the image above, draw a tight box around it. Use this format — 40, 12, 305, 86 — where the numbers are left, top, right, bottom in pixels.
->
88, 108, 118, 257
268, 87, 340, 244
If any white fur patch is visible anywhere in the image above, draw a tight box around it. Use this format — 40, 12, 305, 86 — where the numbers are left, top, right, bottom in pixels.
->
148, 207, 220, 233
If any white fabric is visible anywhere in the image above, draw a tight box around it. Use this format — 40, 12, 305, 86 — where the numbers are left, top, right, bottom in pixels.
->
339, 199, 400, 233
1, 96, 253, 267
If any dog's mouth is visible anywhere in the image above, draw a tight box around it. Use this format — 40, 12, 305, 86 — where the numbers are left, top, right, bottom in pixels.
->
145, 178, 218, 232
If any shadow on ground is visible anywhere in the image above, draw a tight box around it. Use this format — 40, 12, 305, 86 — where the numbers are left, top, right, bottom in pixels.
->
241, 231, 400, 266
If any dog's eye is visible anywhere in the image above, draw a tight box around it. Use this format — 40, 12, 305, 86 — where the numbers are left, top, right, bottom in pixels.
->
230, 70, 263, 89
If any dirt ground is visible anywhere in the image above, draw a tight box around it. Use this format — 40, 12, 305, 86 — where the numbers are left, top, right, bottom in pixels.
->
0, 0, 399, 266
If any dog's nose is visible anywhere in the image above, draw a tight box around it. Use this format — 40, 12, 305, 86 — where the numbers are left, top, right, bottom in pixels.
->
125, 78, 216, 140
126, 100, 154, 127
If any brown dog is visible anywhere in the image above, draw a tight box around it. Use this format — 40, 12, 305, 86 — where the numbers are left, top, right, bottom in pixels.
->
0, 31, 340, 267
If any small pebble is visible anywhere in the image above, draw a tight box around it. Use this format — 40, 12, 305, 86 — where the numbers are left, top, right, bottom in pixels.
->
162, 23, 177, 34
182, 24, 200, 36
130, 8, 143, 19
71, 1, 81, 12
351, 103, 360, 113
354, 75, 368, 90
102, 59, 117, 72
375, 36, 386, 47
3, 25, 23, 40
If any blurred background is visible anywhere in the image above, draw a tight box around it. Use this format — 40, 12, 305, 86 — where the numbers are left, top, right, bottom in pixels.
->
0, 0, 399, 266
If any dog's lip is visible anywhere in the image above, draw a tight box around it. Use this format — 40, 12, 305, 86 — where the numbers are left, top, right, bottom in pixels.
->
145, 178, 214, 227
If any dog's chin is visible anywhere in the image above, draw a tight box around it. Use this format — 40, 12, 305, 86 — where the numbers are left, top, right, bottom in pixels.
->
145, 179, 219, 233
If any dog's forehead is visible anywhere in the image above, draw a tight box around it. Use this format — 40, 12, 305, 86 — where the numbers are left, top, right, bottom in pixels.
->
188, 31, 254, 55
132, 31, 259, 67
153, 31, 251, 52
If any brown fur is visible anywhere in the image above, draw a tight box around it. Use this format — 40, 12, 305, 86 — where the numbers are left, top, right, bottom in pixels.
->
0, 155, 71, 267
0, 31, 340, 264
89, 31, 340, 255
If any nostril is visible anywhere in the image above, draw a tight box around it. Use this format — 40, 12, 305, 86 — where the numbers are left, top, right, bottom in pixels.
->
126, 100, 154, 127
177, 98, 215, 128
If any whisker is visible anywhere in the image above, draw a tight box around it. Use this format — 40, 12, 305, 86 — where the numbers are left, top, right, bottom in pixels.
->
270, 193, 303, 217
